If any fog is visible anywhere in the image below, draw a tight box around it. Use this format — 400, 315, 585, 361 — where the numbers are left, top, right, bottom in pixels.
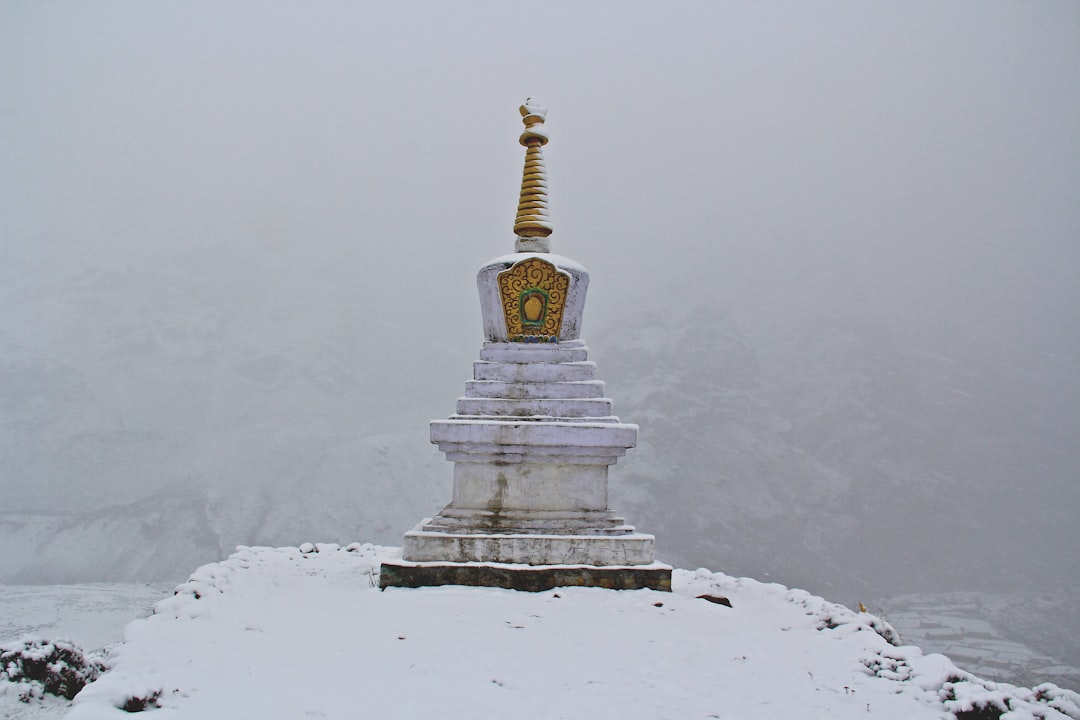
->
2, 0, 1078, 673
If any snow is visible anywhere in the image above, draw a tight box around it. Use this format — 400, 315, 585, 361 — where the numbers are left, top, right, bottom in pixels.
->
2, 544, 1059, 720
0, 584, 171, 653
0, 584, 171, 720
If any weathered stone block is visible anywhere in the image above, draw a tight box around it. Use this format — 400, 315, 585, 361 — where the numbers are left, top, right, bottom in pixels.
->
430, 419, 638, 449
379, 560, 672, 592
450, 461, 610, 511
422, 508, 633, 534
464, 380, 605, 399
473, 361, 597, 383
479, 341, 589, 364
455, 396, 614, 419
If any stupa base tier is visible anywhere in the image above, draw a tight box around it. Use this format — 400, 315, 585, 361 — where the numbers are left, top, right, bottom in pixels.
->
379, 560, 672, 592
431, 418, 638, 453
402, 524, 656, 565
420, 508, 635, 534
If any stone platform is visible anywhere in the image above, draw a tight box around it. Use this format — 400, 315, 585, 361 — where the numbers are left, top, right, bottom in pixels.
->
379, 559, 672, 592
401, 524, 657, 565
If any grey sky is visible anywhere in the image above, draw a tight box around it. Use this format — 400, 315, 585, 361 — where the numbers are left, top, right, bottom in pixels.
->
5, 1, 1077, 320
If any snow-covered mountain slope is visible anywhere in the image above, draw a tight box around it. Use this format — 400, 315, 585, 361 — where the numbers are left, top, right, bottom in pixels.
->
32, 545, 1071, 720
874, 592, 1080, 691
592, 294, 1080, 606
0, 432, 448, 585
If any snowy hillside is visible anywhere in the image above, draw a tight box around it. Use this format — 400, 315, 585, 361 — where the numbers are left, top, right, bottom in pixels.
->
4, 545, 1077, 720
592, 293, 1080, 605
0, 425, 449, 585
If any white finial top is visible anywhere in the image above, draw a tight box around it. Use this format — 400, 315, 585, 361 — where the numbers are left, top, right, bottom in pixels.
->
520, 98, 548, 125
514, 99, 552, 252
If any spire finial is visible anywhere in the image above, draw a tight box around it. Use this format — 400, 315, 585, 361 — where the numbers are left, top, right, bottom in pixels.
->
514, 98, 552, 253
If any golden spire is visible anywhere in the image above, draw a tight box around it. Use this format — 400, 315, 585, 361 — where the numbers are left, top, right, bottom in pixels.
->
514, 99, 552, 253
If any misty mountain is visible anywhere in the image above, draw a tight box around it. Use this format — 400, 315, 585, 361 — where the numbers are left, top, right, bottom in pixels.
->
4, 251, 1077, 602
0, 431, 446, 585
597, 293, 1080, 603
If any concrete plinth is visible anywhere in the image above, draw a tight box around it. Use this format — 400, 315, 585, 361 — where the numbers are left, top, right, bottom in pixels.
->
402, 523, 656, 565
379, 560, 673, 592
421, 508, 633, 534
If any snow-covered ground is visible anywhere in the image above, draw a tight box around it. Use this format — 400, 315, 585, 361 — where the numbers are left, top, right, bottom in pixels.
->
0, 584, 170, 719
4, 546, 1077, 720
0, 584, 171, 655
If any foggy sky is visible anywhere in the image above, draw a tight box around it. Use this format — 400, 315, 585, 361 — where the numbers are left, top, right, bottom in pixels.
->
2, 1, 1078, 588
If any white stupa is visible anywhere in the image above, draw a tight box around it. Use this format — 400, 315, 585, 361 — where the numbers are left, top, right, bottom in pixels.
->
380, 100, 670, 591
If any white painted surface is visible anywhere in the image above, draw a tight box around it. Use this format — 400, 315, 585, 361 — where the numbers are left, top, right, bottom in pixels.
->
403, 526, 657, 565
478, 341, 588, 363
440, 450, 624, 466
455, 396, 614, 418
514, 236, 549, 253
430, 419, 637, 448
464, 379, 605, 399
423, 508, 632, 533
450, 461, 610, 511
472, 360, 596, 382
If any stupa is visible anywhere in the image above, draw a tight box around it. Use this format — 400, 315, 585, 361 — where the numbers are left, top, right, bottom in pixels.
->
379, 100, 671, 592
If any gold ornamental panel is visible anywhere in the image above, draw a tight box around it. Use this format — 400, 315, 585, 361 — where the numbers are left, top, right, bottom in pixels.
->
497, 257, 570, 343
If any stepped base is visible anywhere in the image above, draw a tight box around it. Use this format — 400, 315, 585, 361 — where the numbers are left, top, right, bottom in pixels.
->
402, 522, 656, 565
379, 560, 672, 592
421, 508, 634, 534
